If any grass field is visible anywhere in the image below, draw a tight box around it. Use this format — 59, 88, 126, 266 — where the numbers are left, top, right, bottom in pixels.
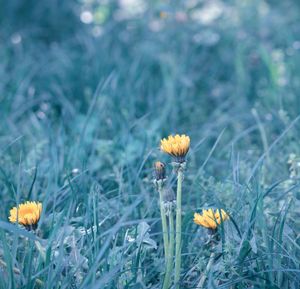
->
0, 0, 300, 288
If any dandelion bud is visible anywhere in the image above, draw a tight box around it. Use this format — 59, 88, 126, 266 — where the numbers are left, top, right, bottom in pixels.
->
154, 161, 166, 181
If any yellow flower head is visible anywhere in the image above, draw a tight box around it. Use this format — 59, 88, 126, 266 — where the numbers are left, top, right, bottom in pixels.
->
193, 208, 229, 230
160, 134, 190, 162
9, 201, 42, 230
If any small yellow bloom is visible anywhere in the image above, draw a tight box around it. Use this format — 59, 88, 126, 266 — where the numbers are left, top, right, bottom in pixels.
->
193, 209, 229, 230
9, 201, 42, 230
160, 11, 168, 19
160, 134, 190, 161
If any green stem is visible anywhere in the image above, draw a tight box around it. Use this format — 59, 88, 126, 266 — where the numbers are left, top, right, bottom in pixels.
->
197, 251, 216, 288
163, 209, 175, 289
159, 187, 169, 264
174, 169, 183, 289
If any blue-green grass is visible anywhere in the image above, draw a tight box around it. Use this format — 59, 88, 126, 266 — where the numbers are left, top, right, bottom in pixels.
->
0, 0, 300, 288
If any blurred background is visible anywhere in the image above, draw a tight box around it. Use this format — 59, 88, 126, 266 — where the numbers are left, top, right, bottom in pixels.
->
1, 0, 300, 135
0, 0, 300, 288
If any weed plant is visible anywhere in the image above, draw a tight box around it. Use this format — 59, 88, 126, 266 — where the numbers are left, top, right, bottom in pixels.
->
0, 0, 300, 288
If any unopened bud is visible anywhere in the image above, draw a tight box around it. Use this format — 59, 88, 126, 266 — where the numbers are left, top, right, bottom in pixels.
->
154, 161, 166, 181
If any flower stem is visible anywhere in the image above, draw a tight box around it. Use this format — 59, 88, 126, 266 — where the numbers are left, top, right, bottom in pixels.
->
174, 168, 183, 289
159, 186, 169, 264
163, 209, 175, 289
197, 251, 216, 288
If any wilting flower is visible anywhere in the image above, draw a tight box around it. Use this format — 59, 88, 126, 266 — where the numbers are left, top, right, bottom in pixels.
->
154, 161, 166, 180
9, 201, 42, 230
160, 134, 190, 162
194, 209, 229, 230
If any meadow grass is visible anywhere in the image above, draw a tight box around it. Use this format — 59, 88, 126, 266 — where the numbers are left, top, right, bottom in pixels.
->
0, 0, 300, 288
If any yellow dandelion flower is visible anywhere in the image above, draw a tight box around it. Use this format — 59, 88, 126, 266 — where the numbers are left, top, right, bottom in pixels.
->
193, 209, 229, 230
9, 201, 42, 230
160, 134, 190, 162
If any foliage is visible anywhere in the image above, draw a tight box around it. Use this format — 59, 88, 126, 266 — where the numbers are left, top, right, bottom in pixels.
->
0, 0, 299, 288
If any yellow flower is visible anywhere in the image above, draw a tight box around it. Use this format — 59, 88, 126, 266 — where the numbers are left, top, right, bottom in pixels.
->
9, 201, 42, 230
160, 11, 168, 19
160, 134, 190, 161
193, 209, 229, 230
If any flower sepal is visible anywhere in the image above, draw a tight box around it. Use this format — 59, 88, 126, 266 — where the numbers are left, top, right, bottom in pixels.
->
171, 161, 186, 174
153, 178, 167, 191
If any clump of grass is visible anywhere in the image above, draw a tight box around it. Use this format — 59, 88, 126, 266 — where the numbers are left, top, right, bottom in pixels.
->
0, 0, 300, 288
